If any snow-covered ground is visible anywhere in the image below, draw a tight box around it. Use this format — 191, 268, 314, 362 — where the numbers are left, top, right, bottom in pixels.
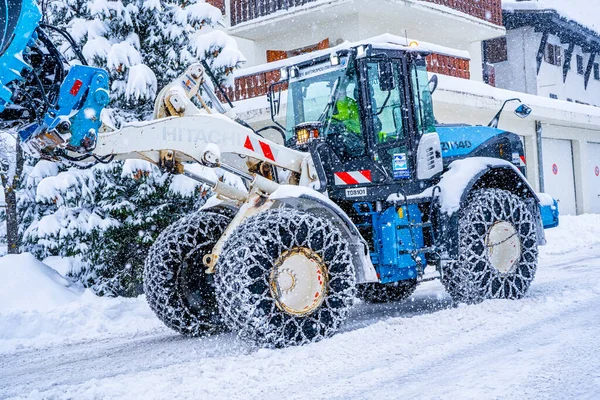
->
1, 215, 599, 399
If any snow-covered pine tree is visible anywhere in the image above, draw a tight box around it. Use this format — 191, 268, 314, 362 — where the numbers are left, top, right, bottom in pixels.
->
22, 159, 228, 296
17, 159, 61, 258
46, 0, 245, 123
15, 1, 246, 295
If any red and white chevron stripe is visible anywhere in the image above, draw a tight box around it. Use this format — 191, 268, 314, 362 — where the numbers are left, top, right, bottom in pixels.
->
243, 135, 278, 162
334, 170, 372, 185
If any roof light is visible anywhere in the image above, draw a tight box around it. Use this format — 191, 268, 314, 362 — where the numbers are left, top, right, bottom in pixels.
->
330, 53, 340, 66
280, 67, 288, 81
409, 41, 419, 48
356, 45, 366, 58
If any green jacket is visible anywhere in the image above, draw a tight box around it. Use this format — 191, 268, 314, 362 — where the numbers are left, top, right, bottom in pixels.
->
332, 96, 361, 134
333, 96, 390, 142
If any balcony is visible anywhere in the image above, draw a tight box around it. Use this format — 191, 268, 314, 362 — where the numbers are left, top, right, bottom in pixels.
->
227, 0, 504, 59
230, 0, 502, 28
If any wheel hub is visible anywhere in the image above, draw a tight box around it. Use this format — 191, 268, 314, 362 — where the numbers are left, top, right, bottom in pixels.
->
277, 268, 297, 293
486, 221, 522, 274
270, 248, 327, 316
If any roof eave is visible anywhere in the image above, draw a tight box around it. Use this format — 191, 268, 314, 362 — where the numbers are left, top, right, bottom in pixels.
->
503, 9, 600, 53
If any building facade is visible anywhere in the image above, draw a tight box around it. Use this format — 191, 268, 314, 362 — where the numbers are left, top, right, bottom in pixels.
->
205, 0, 600, 215
491, 7, 600, 106
485, 3, 600, 215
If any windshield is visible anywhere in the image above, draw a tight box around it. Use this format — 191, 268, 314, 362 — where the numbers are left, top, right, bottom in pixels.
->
285, 66, 357, 140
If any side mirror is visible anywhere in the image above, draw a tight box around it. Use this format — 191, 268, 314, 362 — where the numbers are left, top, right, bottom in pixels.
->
514, 103, 532, 119
428, 74, 438, 95
378, 61, 395, 91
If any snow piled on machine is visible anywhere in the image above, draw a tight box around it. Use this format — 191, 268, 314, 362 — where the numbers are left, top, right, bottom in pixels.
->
0, 254, 163, 352
388, 157, 530, 215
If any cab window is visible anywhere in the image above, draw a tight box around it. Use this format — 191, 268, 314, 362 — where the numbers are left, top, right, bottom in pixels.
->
366, 60, 406, 145
410, 60, 436, 134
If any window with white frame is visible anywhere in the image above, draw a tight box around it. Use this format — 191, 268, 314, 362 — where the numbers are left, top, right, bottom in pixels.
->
544, 43, 563, 66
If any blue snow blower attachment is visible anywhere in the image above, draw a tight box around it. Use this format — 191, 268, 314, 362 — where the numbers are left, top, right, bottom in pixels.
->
0, 0, 41, 111
0, 0, 109, 157
354, 203, 426, 283
19, 65, 110, 154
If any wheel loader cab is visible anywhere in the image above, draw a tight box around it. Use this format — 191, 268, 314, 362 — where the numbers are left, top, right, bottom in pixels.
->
282, 45, 442, 201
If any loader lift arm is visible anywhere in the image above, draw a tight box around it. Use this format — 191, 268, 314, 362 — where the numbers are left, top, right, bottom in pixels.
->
24, 61, 317, 202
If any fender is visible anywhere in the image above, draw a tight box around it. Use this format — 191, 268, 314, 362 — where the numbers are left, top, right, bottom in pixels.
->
269, 185, 378, 284
434, 158, 546, 259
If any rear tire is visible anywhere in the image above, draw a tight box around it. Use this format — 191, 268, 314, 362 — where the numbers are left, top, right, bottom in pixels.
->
441, 189, 538, 304
144, 210, 231, 336
215, 208, 356, 348
357, 280, 418, 304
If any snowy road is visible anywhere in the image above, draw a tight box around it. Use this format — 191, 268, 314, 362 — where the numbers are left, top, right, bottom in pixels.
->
1, 217, 600, 399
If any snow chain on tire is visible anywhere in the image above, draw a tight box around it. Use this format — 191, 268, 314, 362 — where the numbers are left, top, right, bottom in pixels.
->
144, 210, 231, 336
441, 189, 538, 304
215, 208, 356, 348
357, 279, 418, 304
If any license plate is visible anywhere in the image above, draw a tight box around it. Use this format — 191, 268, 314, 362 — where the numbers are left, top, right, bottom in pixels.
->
345, 187, 367, 198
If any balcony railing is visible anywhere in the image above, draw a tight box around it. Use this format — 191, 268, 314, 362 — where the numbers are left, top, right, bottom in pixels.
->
230, 0, 318, 26
230, 0, 502, 27
221, 69, 284, 102
422, 0, 502, 26
221, 53, 470, 103
426, 53, 471, 80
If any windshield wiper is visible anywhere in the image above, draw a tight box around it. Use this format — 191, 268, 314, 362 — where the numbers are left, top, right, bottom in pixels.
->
318, 77, 341, 123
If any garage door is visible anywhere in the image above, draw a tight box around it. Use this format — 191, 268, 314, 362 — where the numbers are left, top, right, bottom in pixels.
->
542, 138, 577, 215
587, 142, 600, 214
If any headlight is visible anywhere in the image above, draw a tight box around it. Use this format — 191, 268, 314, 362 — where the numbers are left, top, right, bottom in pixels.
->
295, 122, 322, 146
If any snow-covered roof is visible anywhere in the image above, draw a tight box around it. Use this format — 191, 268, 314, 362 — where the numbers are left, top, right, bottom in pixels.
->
234, 34, 470, 78
503, 0, 600, 36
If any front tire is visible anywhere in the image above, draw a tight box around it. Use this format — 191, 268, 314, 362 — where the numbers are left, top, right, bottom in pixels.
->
441, 189, 539, 304
144, 210, 231, 336
215, 208, 356, 348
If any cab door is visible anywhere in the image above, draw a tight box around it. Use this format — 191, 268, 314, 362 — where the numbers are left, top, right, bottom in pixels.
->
362, 58, 413, 183
317, 55, 437, 201
407, 57, 443, 181
356, 56, 441, 195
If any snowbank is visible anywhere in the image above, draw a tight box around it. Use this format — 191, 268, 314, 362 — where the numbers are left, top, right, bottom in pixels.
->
542, 214, 600, 256
43, 256, 79, 276
0, 254, 163, 353
0, 253, 82, 313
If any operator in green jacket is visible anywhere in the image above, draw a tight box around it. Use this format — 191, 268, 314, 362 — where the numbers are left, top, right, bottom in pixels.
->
330, 86, 388, 148
328, 84, 365, 157
331, 94, 362, 135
